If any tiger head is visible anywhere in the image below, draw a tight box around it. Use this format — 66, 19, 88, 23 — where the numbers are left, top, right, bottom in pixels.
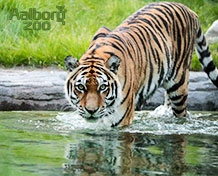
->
64, 54, 122, 122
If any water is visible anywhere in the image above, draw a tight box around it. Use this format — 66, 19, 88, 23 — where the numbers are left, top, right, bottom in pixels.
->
0, 109, 218, 176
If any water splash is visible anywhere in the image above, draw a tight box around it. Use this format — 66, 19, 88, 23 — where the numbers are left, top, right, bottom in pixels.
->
56, 106, 218, 135
55, 111, 112, 133
125, 105, 218, 135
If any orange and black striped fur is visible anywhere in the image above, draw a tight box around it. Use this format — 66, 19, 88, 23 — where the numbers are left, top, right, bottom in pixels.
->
65, 2, 218, 127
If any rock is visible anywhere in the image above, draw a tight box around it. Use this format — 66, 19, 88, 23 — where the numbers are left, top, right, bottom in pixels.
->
0, 69, 217, 111
142, 72, 218, 111
205, 20, 218, 44
0, 69, 73, 111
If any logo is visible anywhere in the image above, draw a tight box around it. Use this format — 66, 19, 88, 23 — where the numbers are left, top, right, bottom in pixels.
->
9, 6, 67, 31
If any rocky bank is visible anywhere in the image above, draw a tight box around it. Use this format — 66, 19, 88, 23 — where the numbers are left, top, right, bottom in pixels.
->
0, 69, 217, 111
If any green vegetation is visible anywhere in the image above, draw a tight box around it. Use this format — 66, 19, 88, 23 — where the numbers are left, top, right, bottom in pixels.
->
0, 0, 218, 70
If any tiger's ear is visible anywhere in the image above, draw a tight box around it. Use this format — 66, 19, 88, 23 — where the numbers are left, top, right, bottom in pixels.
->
107, 55, 121, 74
64, 56, 79, 72
89, 26, 111, 49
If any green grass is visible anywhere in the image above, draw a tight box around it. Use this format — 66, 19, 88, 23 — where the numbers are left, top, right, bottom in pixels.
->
0, 0, 218, 70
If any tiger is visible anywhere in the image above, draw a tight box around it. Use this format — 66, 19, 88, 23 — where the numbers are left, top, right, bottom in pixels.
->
64, 1, 218, 127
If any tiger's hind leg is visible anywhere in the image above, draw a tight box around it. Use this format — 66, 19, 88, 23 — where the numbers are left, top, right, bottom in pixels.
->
164, 70, 189, 117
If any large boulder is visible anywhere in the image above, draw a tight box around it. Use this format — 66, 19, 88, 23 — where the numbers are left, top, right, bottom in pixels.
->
140, 72, 218, 111
0, 69, 71, 111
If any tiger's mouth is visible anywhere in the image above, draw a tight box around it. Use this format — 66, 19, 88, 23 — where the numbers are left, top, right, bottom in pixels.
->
78, 107, 113, 122
79, 113, 103, 121
82, 115, 103, 122
87, 115, 97, 120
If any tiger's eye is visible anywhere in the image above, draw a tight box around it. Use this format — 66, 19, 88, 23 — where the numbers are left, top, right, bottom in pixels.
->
99, 84, 107, 91
78, 84, 85, 91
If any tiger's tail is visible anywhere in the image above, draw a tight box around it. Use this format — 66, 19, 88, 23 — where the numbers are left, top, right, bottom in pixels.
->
195, 26, 218, 88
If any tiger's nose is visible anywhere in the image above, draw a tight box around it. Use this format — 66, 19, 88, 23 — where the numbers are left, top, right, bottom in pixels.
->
85, 107, 98, 114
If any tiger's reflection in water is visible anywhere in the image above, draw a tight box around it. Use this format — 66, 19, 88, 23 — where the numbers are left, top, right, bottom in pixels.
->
62, 133, 187, 175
